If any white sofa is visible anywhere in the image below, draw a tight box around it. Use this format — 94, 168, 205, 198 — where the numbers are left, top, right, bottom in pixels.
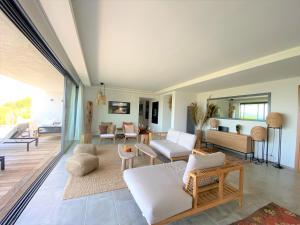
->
149, 129, 197, 161
124, 161, 192, 224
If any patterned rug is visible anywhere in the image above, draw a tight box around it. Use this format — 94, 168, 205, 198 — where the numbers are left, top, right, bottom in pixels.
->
230, 202, 300, 225
63, 144, 162, 199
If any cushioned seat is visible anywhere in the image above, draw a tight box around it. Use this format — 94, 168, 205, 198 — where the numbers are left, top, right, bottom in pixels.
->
124, 132, 138, 137
66, 153, 99, 177
150, 140, 190, 158
149, 129, 197, 160
100, 134, 115, 138
73, 144, 96, 155
123, 161, 192, 224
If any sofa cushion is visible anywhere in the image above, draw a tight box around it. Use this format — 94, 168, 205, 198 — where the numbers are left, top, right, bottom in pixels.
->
123, 161, 192, 224
183, 152, 226, 185
100, 134, 115, 138
66, 153, 99, 177
150, 140, 191, 158
99, 125, 108, 134
166, 129, 181, 143
125, 132, 137, 137
124, 124, 134, 133
73, 144, 96, 155
177, 132, 197, 150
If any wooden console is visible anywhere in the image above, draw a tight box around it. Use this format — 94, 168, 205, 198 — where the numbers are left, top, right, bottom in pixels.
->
207, 130, 252, 154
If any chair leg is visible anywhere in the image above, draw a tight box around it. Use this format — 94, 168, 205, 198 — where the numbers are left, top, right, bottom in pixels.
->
113, 137, 115, 144
124, 137, 126, 143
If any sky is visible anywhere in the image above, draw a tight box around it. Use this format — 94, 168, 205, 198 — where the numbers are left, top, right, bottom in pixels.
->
0, 74, 44, 105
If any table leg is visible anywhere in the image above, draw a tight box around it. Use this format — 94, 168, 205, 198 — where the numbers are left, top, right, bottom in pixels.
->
121, 159, 126, 171
136, 149, 139, 157
35, 138, 39, 146
150, 157, 155, 165
27, 143, 29, 151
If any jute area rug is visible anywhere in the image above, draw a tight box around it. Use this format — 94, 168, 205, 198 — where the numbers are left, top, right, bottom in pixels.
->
63, 144, 162, 200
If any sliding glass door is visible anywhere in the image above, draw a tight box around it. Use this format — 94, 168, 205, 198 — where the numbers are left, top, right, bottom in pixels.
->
62, 77, 78, 152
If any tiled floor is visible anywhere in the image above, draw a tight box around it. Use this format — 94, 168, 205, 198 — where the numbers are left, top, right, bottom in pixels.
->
15, 141, 300, 225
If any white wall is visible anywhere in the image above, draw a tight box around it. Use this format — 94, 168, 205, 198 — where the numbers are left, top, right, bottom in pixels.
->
84, 87, 156, 134
197, 77, 300, 168
172, 91, 197, 132
162, 95, 172, 132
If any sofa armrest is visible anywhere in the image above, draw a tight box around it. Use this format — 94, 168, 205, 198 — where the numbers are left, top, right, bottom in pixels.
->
185, 162, 244, 208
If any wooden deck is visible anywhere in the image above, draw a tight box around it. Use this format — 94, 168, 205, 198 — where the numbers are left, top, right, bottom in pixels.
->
0, 134, 61, 219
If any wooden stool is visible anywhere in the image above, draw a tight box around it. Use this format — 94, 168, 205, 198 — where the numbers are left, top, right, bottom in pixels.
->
118, 144, 135, 171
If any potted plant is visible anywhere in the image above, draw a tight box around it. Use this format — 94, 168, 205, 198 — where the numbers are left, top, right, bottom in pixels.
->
236, 124, 242, 134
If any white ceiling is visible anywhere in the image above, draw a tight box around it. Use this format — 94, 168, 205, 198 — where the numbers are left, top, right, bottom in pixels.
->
70, 0, 300, 91
179, 55, 300, 93
0, 11, 64, 94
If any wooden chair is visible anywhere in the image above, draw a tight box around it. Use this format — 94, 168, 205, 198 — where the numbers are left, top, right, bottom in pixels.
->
99, 122, 116, 143
123, 122, 139, 143
152, 151, 244, 225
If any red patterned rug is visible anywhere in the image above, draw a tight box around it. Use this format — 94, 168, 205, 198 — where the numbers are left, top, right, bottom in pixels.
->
231, 202, 300, 225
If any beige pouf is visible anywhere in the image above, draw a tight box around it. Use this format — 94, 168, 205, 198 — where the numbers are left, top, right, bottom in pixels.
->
66, 153, 99, 177
73, 144, 96, 155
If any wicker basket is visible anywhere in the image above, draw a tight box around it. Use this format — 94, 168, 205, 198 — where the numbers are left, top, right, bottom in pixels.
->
209, 118, 219, 129
266, 112, 283, 128
250, 126, 267, 141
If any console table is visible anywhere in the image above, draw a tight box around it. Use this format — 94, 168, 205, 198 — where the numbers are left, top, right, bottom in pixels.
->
206, 130, 253, 160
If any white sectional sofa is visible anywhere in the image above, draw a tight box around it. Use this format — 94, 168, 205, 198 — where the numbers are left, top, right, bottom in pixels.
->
149, 129, 197, 161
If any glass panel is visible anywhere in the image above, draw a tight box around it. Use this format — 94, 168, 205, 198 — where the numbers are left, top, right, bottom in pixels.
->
62, 77, 78, 152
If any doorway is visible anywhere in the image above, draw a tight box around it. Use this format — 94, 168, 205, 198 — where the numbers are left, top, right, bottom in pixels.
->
138, 98, 151, 133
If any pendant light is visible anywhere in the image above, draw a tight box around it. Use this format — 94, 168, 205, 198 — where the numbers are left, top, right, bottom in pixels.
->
96, 82, 106, 105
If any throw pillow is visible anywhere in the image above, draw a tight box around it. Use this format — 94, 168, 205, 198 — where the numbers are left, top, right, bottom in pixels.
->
124, 124, 134, 133
99, 125, 108, 134
107, 125, 115, 134
183, 152, 225, 186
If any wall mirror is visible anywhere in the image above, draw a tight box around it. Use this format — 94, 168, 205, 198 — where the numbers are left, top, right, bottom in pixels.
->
207, 93, 271, 121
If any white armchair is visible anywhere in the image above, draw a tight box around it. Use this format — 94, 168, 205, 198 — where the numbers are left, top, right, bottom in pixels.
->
123, 122, 139, 143
99, 122, 116, 143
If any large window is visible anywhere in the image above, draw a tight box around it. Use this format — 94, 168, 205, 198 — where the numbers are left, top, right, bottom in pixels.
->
240, 102, 268, 121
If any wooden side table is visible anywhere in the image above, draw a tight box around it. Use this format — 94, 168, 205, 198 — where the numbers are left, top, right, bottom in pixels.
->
118, 144, 135, 171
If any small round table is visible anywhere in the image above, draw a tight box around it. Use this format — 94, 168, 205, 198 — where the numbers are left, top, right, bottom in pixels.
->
118, 144, 135, 171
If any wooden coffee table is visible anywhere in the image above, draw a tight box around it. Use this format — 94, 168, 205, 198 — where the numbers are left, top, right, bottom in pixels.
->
135, 143, 157, 165
118, 144, 135, 171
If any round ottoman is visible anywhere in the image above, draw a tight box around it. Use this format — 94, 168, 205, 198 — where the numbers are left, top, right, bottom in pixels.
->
66, 153, 99, 177
73, 144, 97, 155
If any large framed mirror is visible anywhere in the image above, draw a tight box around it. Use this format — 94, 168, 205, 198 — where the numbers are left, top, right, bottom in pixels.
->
207, 92, 271, 121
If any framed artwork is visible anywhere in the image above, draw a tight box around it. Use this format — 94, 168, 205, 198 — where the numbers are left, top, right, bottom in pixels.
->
152, 101, 159, 124
108, 101, 130, 114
